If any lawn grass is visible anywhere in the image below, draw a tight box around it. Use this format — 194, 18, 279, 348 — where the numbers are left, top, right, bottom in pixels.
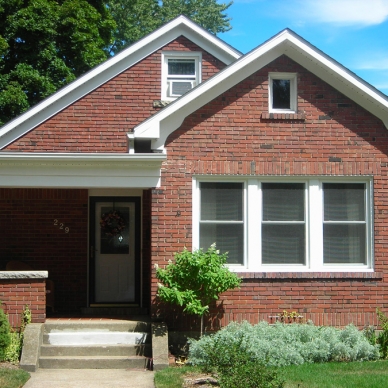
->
155, 361, 388, 388
0, 367, 30, 388
154, 365, 203, 388
283, 360, 388, 388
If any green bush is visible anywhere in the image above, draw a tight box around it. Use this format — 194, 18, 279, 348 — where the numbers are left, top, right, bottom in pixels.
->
188, 321, 380, 368
376, 308, 388, 358
4, 305, 32, 363
219, 359, 284, 388
0, 305, 11, 361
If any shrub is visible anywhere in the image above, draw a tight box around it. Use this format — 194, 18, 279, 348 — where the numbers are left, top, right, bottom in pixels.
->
188, 321, 380, 368
156, 244, 241, 335
219, 360, 284, 388
376, 308, 388, 358
4, 305, 32, 363
0, 305, 11, 361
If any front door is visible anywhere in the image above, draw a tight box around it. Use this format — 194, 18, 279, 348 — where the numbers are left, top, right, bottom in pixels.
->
89, 197, 140, 305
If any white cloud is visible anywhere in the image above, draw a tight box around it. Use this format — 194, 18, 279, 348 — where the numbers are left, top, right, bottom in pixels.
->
286, 0, 388, 27
356, 58, 388, 70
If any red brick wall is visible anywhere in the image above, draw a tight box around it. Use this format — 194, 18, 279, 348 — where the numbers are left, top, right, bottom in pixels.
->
5, 37, 226, 153
0, 279, 46, 328
150, 55, 388, 331
0, 189, 88, 313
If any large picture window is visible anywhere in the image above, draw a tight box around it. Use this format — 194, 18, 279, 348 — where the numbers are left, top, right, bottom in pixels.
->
193, 178, 372, 271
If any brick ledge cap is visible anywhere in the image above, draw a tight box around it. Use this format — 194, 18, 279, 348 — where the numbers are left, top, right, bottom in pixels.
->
0, 271, 48, 279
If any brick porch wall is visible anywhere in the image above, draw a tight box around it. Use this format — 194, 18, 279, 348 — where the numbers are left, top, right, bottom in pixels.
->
0, 189, 88, 313
0, 277, 46, 328
150, 55, 388, 331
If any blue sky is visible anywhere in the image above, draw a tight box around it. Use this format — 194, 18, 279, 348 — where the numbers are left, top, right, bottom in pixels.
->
220, 0, 388, 96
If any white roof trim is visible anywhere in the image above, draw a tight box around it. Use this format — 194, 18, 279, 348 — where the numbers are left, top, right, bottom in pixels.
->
0, 152, 166, 188
134, 29, 388, 150
0, 16, 241, 150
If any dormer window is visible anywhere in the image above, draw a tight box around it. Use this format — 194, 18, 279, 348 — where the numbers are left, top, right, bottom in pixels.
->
162, 52, 201, 100
269, 73, 297, 113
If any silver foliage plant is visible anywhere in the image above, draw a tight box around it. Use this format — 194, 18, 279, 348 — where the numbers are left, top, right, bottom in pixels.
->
188, 321, 380, 368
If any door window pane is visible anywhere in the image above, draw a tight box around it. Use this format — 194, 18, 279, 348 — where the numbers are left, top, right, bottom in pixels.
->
100, 207, 129, 254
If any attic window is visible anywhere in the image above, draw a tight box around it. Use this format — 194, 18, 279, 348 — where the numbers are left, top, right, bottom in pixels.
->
269, 73, 297, 113
162, 52, 201, 100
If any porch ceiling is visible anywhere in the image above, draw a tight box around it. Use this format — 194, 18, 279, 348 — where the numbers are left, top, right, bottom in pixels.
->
0, 152, 166, 188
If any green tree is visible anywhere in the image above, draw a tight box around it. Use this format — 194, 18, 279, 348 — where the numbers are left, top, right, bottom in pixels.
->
0, 304, 11, 361
108, 0, 232, 55
155, 244, 241, 336
0, 0, 115, 125
0, 0, 232, 125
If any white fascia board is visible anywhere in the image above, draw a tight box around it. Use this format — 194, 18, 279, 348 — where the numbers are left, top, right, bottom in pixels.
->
0, 152, 166, 188
0, 16, 241, 150
282, 32, 388, 128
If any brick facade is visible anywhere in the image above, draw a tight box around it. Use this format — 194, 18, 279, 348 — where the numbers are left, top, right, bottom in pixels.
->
0, 189, 88, 313
0, 279, 46, 328
149, 55, 388, 331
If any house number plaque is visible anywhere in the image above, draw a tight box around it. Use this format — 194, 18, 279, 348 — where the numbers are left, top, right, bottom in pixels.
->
53, 219, 70, 233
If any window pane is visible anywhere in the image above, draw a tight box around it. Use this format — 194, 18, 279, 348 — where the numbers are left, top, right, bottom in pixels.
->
201, 182, 243, 221
262, 224, 305, 264
168, 59, 195, 75
324, 224, 366, 264
324, 183, 365, 221
272, 79, 290, 109
200, 223, 244, 264
262, 183, 304, 221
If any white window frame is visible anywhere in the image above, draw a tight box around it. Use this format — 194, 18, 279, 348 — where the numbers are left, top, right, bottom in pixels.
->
268, 72, 297, 113
193, 176, 373, 272
161, 52, 202, 101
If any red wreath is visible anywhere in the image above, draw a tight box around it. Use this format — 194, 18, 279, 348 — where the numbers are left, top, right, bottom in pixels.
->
100, 210, 125, 237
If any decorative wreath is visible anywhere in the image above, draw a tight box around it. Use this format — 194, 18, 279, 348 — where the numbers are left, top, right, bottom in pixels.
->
100, 210, 126, 237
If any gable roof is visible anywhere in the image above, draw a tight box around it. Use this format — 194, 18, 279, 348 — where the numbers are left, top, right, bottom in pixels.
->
133, 28, 388, 151
0, 15, 241, 150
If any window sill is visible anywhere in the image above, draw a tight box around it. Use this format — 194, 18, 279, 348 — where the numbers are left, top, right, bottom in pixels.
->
237, 271, 383, 281
261, 112, 305, 120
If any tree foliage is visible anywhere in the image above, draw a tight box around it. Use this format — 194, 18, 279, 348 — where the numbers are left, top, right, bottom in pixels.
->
0, 0, 115, 125
107, 0, 232, 55
0, 0, 232, 125
156, 244, 241, 334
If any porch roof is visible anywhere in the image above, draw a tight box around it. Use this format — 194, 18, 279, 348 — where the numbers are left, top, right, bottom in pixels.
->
0, 152, 166, 188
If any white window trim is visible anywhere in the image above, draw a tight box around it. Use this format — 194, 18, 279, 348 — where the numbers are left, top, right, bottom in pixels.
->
268, 72, 297, 113
193, 176, 373, 273
161, 51, 202, 101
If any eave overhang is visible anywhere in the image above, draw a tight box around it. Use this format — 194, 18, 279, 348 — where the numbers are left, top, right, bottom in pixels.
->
0, 152, 166, 188
133, 29, 388, 151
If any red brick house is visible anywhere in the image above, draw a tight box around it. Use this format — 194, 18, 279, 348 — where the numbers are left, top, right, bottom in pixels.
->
1, 16, 388, 331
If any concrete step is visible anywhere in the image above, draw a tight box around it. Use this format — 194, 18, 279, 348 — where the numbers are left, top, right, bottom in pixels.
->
44, 320, 151, 333
43, 331, 149, 345
38, 320, 152, 370
39, 355, 148, 369
40, 343, 152, 357
80, 307, 148, 316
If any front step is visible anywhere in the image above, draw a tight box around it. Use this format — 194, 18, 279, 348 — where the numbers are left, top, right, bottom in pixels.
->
39, 320, 151, 369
